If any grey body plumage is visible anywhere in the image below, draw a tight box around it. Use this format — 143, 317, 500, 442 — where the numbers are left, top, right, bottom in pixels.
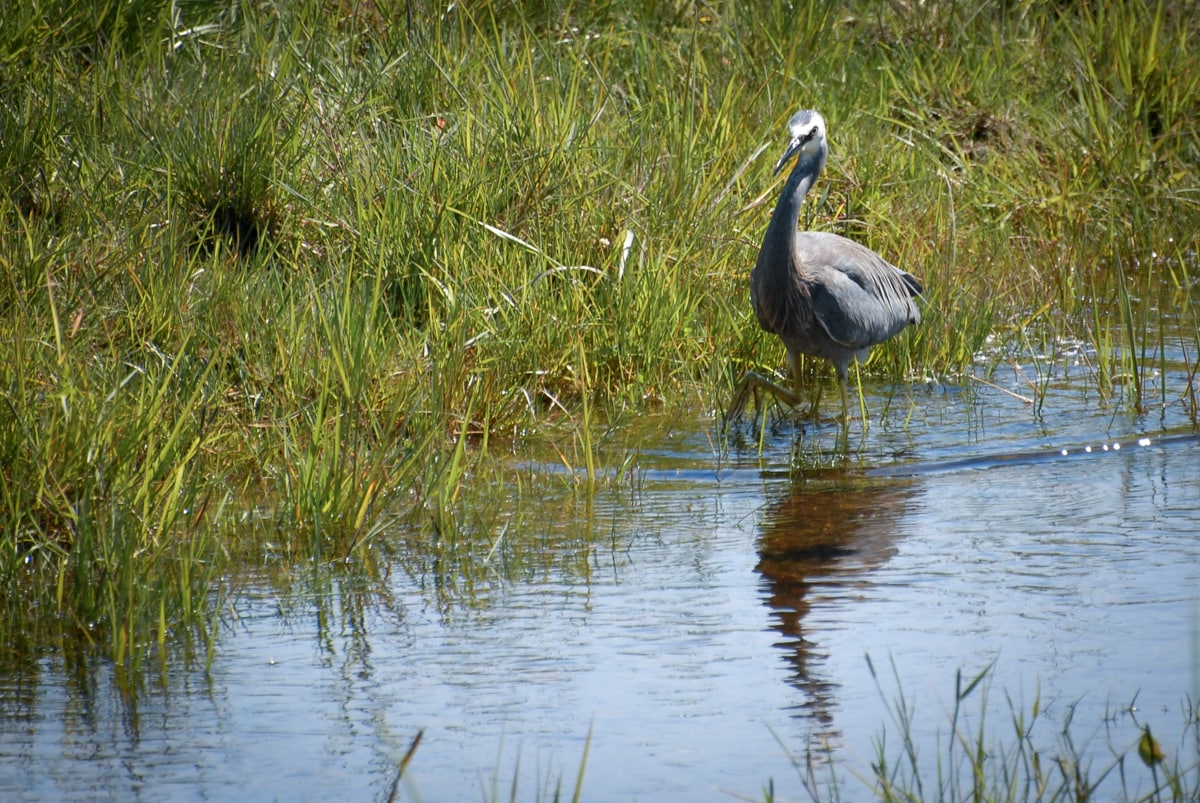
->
728, 109, 922, 421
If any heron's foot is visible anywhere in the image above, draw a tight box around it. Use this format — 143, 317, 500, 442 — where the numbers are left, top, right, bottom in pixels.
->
808, 409, 850, 426
724, 371, 801, 422
724, 375, 754, 422
800, 385, 852, 427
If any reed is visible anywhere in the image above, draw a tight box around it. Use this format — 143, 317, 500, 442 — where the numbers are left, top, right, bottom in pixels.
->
783, 657, 1200, 803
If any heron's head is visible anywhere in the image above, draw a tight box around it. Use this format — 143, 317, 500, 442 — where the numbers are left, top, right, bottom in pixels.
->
773, 109, 826, 176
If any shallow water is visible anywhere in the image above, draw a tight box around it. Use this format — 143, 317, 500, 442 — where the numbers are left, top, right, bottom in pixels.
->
3, 356, 1199, 800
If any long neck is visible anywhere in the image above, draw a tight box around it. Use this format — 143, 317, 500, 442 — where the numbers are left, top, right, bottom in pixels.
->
758, 148, 824, 273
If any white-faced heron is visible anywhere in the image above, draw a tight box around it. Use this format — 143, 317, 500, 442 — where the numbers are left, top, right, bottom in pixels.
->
727, 109, 922, 423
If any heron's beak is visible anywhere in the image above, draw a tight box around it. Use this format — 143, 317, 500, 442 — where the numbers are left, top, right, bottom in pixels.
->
772, 138, 804, 175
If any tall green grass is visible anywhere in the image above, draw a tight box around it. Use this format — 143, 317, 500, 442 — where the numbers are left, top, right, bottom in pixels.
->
2, 0, 1199, 670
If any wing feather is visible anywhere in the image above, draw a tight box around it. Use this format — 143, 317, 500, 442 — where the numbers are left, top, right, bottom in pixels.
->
796, 232, 921, 350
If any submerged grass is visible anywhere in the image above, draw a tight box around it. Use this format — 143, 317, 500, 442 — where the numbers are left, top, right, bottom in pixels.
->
2, 0, 1199, 672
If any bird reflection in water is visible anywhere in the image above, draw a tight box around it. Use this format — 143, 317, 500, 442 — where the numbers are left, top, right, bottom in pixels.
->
755, 476, 915, 729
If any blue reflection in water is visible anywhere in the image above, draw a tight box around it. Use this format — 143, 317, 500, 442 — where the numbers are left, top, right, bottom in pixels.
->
1, 378, 1198, 801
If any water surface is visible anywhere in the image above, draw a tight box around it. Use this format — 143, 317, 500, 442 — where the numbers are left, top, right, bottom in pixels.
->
2, 356, 1199, 801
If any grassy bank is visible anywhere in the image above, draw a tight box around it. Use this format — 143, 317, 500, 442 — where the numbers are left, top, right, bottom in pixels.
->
2, 0, 1199, 667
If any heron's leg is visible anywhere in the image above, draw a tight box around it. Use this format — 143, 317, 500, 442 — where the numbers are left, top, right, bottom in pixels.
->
725, 371, 801, 421
838, 378, 851, 425
834, 360, 853, 426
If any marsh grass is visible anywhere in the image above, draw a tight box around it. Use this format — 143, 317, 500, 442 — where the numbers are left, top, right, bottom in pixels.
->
781, 657, 1200, 803
2, 0, 1199, 677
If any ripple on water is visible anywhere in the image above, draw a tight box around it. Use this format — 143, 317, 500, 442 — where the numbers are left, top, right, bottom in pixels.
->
2, 372, 1199, 800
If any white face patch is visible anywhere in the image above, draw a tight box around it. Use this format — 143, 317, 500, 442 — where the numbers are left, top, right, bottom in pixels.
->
773, 109, 828, 175
787, 109, 825, 142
